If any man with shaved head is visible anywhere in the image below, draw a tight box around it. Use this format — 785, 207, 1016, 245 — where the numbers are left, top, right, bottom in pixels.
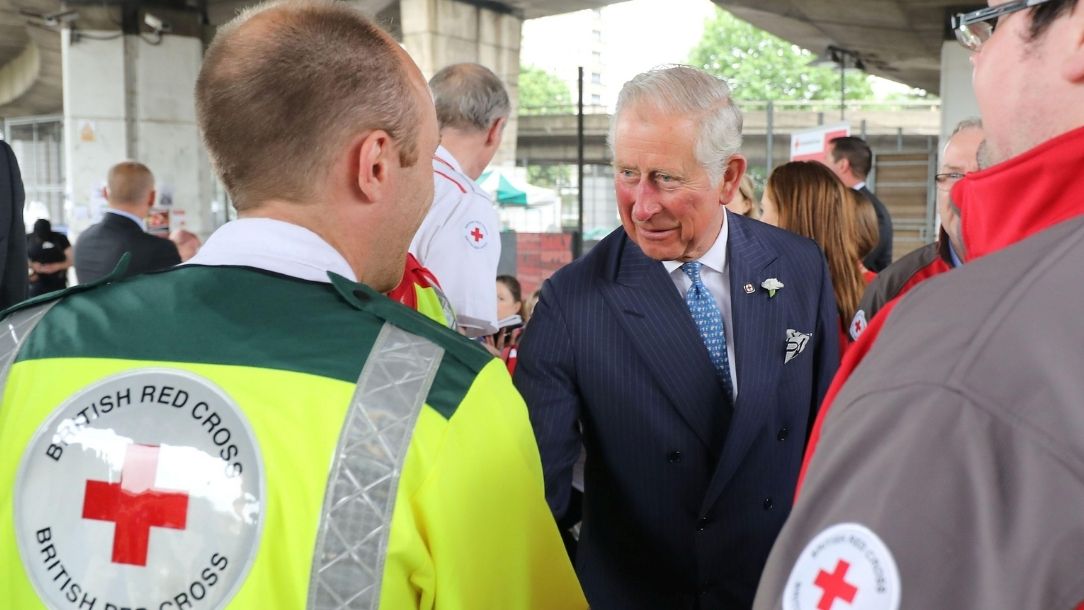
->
0, 2, 584, 609
73, 160, 181, 282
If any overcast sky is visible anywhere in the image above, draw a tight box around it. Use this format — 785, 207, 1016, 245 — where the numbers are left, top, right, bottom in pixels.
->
602, 0, 718, 91
522, 0, 916, 106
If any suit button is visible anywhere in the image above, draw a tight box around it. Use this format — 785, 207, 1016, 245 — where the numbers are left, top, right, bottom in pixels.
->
777, 427, 790, 441
667, 451, 682, 463
696, 517, 709, 532
763, 497, 774, 511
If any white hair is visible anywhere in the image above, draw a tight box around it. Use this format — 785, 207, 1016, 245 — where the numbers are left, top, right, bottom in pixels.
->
430, 63, 510, 132
951, 117, 983, 137
608, 65, 743, 185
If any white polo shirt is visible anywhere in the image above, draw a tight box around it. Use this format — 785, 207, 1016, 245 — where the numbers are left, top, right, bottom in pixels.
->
185, 218, 356, 283
410, 145, 501, 337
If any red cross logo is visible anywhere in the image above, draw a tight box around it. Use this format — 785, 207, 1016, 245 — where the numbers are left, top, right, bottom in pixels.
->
814, 559, 859, 610
82, 444, 189, 566
470, 227, 485, 242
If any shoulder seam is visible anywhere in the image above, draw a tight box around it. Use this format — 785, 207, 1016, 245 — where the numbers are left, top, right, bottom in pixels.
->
835, 380, 1084, 489
434, 170, 467, 193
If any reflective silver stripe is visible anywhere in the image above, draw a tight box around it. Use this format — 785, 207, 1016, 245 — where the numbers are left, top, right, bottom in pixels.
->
308, 322, 444, 609
0, 303, 57, 412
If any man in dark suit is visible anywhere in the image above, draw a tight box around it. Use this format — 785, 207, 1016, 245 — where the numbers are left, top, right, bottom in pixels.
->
0, 140, 28, 309
74, 161, 180, 283
515, 66, 840, 609
827, 136, 894, 271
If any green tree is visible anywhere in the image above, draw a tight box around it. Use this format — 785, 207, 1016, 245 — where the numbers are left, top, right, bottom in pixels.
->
689, 9, 873, 102
518, 65, 574, 187
518, 65, 573, 114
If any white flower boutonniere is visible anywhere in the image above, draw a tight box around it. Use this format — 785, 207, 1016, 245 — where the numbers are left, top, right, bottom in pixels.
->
761, 278, 784, 298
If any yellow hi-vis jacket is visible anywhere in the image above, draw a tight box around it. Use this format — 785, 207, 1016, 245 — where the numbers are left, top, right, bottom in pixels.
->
389, 254, 458, 330
0, 265, 585, 609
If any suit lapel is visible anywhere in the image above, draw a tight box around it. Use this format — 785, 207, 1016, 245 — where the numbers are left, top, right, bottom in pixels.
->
702, 214, 782, 510
599, 233, 725, 452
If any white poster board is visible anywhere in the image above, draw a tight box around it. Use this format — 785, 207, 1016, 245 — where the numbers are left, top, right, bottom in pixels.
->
790, 123, 851, 163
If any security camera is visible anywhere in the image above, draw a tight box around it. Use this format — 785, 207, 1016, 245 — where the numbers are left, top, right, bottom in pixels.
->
144, 13, 171, 33
43, 9, 79, 27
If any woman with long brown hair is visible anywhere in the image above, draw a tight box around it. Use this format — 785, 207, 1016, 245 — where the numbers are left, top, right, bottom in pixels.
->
760, 161, 867, 352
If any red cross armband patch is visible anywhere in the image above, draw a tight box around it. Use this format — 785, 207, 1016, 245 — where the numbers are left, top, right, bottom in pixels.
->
781, 523, 900, 610
15, 369, 264, 609
464, 220, 489, 249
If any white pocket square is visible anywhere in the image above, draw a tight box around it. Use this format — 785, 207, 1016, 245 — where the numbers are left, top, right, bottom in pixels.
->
785, 329, 811, 364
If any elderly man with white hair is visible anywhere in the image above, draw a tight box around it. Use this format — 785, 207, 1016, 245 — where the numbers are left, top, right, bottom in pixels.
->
515, 65, 839, 609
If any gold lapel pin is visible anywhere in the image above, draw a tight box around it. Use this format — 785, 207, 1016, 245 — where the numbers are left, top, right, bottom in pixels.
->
744, 283, 755, 294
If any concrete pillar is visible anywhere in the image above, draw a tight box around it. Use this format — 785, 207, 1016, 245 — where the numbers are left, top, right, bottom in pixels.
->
62, 24, 213, 240
400, 0, 522, 167
939, 40, 980, 146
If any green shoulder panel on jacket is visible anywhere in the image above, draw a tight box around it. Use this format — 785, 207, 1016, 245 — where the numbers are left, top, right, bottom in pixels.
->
16, 266, 384, 383
12, 265, 497, 421
331, 274, 496, 420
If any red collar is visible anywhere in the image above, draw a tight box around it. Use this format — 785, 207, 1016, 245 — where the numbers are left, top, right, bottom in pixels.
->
953, 125, 1084, 261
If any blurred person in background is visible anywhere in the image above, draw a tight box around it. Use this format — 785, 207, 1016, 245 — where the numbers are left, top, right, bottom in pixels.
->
26, 219, 72, 297
74, 161, 180, 283
852, 190, 880, 283
496, 274, 526, 322
486, 274, 525, 373
849, 119, 983, 340
826, 136, 893, 271
725, 174, 758, 218
0, 139, 27, 308
169, 229, 202, 262
761, 161, 866, 355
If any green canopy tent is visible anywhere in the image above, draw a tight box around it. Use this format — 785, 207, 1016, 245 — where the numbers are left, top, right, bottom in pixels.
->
477, 169, 558, 207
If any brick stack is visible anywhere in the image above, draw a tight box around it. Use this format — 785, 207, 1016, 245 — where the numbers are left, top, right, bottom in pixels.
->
515, 232, 573, 296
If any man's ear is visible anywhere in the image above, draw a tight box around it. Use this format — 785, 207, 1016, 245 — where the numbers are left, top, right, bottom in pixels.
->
485, 117, 507, 148
356, 130, 393, 203
835, 155, 850, 174
1062, 8, 1084, 83
718, 155, 748, 205
146, 189, 157, 209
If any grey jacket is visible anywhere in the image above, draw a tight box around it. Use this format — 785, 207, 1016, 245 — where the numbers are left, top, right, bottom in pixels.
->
754, 215, 1084, 610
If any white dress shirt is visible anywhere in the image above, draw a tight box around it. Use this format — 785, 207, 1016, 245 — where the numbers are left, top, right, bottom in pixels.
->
185, 218, 357, 283
662, 213, 738, 400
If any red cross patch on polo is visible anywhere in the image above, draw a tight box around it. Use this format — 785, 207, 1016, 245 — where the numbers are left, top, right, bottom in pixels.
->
782, 523, 900, 610
464, 221, 489, 249
15, 369, 264, 609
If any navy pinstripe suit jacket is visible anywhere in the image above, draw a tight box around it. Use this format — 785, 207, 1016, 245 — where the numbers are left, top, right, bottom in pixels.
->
515, 212, 839, 609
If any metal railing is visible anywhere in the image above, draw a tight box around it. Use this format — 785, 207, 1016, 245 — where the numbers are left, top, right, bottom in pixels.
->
1, 114, 65, 228
520, 99, 940, 116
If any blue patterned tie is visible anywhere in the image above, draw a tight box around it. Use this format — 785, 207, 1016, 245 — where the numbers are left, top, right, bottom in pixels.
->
681, 262, 735, 399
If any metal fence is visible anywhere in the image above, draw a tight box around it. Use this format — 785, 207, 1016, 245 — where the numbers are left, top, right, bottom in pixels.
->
1, 115, 65, 229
